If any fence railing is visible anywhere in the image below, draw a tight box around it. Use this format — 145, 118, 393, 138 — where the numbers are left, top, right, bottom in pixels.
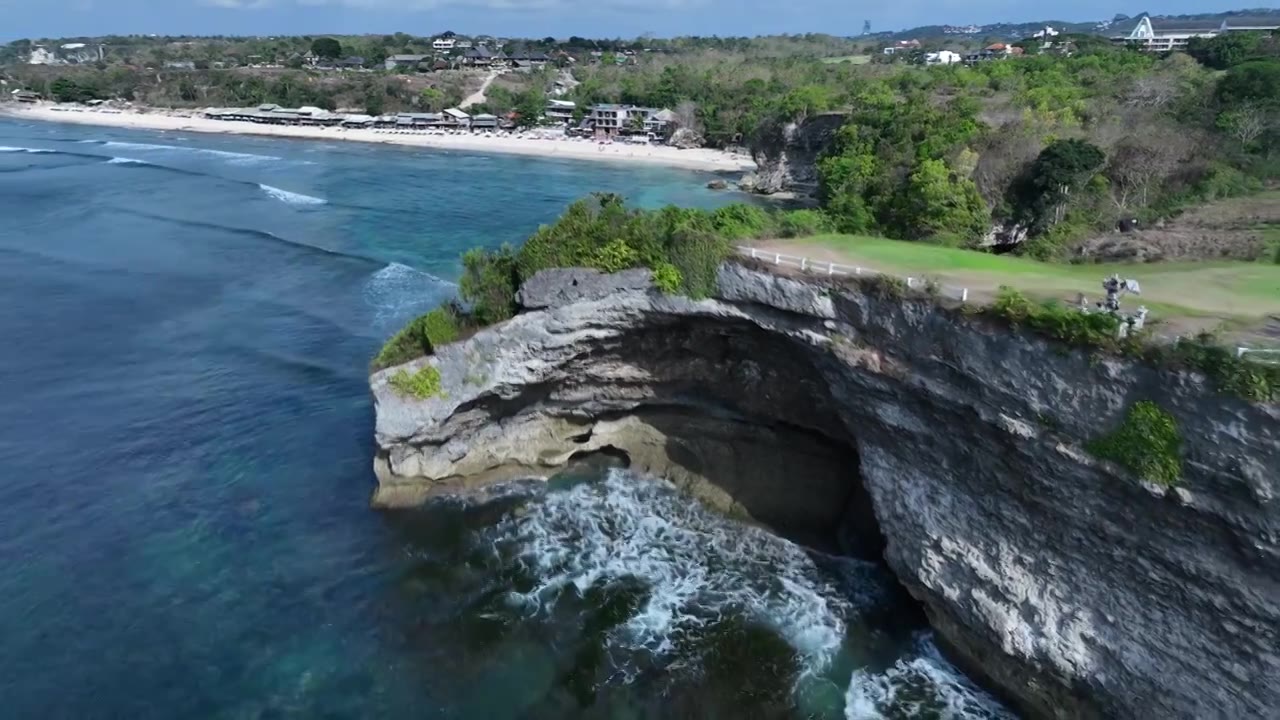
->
1237, 348, 1280, 365
736, 246, 971, 302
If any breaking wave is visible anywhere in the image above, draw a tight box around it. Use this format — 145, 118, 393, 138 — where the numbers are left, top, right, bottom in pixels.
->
106, 157, 149, 165
97, 140, 283, 164
0, 146, 55, 154
489, 470, 859, 679
363, 262, 456, 326
844, 633, 1016, 720
258, 184, 326, 206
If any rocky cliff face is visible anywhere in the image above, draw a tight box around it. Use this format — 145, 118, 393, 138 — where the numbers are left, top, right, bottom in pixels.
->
371, 264, 1279, 720
742, 113, 847, 197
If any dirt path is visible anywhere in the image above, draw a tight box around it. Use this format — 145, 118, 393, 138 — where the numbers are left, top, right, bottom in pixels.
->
459, 70, 501, 110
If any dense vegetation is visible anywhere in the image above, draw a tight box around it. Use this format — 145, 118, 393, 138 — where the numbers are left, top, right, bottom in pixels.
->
1086, 401, 1183, 486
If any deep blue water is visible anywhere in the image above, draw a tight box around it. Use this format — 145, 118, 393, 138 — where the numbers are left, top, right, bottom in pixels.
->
0, 119, 1014, 719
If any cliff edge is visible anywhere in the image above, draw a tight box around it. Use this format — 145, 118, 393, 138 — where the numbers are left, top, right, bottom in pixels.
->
371, 263, 1279, 720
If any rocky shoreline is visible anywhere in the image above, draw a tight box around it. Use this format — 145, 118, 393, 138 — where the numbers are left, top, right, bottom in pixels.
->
371, 262, 1279, 719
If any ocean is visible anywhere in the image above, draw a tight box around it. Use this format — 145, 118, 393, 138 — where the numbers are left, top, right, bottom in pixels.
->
0, 118, 1015, 719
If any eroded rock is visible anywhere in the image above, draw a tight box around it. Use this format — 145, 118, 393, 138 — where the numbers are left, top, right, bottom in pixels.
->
370, 263, 1280, 720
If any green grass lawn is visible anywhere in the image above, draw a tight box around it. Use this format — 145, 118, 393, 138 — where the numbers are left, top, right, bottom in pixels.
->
767, 233, 1280, 319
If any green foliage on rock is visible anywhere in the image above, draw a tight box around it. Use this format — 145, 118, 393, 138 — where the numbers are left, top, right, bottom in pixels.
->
652, 262, 683, 294
989, 286, 1121, 347
460, 245, 519, 326
1087, 401, 1183, 487
372, 304, 462, 370
1152, 334, 1280, 403
388, 365, 445, 400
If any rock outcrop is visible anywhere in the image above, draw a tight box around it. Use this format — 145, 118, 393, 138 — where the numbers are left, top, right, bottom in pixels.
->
742, 112, 847, 196
371, 263, 1280, 720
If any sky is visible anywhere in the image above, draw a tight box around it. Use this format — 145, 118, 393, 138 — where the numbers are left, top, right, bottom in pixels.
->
0, 0, 1274, 42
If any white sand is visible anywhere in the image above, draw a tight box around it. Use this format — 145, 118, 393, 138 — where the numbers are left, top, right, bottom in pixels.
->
1, 104, 756, 173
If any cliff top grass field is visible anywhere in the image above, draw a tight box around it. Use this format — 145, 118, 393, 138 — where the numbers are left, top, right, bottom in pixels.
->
754, 234, 1280, 343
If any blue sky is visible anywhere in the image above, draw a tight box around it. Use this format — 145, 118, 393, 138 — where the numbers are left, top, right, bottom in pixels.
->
1, 0, 1274, 41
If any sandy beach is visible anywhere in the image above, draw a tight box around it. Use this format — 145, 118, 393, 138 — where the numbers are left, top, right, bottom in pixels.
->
1, 103, 756, 174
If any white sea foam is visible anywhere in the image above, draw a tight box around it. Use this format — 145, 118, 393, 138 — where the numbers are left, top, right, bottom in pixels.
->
101, 140, 281, 164
106, 156, 148, 165
258, 184, 326, 206
0, 146, 55, 154
489, 470, 857, 679
844, 633, 1016, 720
363, 262, 457, 325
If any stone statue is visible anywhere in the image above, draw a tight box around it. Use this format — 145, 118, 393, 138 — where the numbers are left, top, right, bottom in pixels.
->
1098, 274, 1141, 316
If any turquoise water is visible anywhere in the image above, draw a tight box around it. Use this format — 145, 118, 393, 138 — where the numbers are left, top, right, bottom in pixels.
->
0, 119, 1015, 719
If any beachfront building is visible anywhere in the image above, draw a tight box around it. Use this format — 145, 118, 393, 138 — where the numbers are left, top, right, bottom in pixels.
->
443, 108, 471, 128
545, 99, 576, 124
205, 105, 343, 126
10, 89, 41, 103
432, 38, 456, 51
1111, 14, 1280, 52
587, 104, 673, 137
470, 114, 499, 131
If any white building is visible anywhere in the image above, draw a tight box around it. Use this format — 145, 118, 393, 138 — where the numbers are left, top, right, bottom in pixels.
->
432, 38, 456, 51
1033, 26, 1060, 39
1112, 15, 1280, 52
925, 50, 963, 65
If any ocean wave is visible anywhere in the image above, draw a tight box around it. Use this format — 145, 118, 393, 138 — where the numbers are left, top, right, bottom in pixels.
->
0, 146, 55, 154
101, 140, 282, 164
106, 157, 149, 165
259, 184, 326, 206
488, 470, 855, 680
363, 262, 457, 325
844, 633, 1016, 720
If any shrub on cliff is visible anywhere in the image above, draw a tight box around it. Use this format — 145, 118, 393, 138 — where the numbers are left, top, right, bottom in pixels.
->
460, 245, 519, 326
989, 286, 1121, 348
1086, 401, 1183, 486
372, 304, 463, 370
388, 365, 444, 400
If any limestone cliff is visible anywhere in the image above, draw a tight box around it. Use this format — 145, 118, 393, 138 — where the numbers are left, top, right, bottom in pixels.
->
371, 264, 1280, 720
742, 113, 847, 197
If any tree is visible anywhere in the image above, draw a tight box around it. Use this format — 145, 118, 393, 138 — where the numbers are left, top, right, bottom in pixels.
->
1105, 134, 1187, 210
1217, 60, 1280, 108
1187, 32, 1263, 70
1217, 104, 1274, 149
894, 159, 990, 244
1019, 139, 1106, 230
310, 37, 342, 60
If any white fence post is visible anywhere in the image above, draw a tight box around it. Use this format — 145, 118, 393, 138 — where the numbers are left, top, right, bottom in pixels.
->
855, 267, 862, 275
750, 248, 758, 260
774, 253, 781, 265
961, 288, 969, 302
801, 257, 808, 271
827, 262, 834, 276
906, 277, 914, 289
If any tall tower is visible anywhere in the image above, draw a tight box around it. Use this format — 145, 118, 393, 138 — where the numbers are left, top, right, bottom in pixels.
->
862, 20, 872, 35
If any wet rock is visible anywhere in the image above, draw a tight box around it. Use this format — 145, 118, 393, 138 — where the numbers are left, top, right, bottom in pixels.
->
371, 262, 1280, 720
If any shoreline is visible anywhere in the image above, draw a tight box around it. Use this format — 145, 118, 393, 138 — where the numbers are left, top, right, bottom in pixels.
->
0, 104, 756, 174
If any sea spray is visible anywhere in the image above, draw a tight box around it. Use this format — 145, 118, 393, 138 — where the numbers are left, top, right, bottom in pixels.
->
844, 633, 1016, 720
487, 470, 856, 677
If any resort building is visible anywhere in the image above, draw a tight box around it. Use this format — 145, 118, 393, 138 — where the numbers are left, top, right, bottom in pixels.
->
545, 99, 576, 124
586, 104, 674, 136
432, 38, 456, 51
385, 54, 428, 71
1111, 15, 1280, 52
